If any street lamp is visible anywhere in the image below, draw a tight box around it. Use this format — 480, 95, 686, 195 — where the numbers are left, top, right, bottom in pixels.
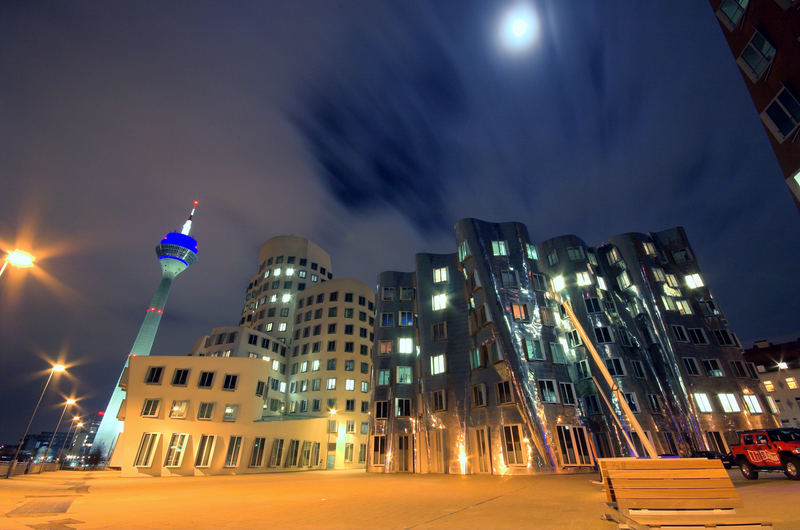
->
0, 249, 36, 278
41, 398, 77, 472
5, 363, 66, 478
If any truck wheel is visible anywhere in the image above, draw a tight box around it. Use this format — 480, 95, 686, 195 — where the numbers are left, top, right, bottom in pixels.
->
739, 460, 758, 480
783, 456, 800, 480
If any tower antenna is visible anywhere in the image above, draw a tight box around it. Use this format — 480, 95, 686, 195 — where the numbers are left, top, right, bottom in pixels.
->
181, 200, 199, 235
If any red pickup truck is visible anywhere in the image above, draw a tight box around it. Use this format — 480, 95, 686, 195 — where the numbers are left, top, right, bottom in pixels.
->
730, 428, 800, 480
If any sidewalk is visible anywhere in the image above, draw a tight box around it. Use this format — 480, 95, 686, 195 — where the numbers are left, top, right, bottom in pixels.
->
1, 469, 797, 529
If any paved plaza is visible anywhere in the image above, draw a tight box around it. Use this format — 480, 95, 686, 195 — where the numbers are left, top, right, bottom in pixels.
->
1, 469, 798, 529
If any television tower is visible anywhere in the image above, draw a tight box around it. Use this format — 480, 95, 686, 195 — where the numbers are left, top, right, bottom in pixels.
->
93, 202, 199, 458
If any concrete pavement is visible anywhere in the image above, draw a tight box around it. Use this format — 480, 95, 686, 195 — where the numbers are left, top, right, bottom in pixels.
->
1, 469, 797, 529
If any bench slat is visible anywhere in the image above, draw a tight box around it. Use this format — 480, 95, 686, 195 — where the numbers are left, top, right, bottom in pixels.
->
603, 458, 721, 470
610, 478, 733, 489
620, 498, 743, 510
614, 487, 739, 500
629, 514, 772, 529
608, 468, 729, 479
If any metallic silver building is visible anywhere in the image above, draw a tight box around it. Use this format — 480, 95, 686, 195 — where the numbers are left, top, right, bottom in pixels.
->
368, 219, 776, 474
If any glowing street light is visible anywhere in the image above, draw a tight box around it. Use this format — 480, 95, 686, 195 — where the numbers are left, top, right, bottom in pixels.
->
5, 363, 67, 478
42, 397, 78, 472
0, 249, 35, 278
497, 2, 540, 54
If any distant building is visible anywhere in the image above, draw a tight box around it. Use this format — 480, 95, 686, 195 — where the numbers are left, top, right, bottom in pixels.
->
113, 236, 375, 474
744, 339, 800, 427
368, 219, 776, 474
22, 431, 74, 460
708, 0, 800, 209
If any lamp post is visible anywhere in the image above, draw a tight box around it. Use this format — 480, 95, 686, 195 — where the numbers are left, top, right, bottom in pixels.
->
41, 398, 76, 472
326, 409, 337, 470
58, 416, 81, 468
5, 363, 66, 478
0, 249, 35, 279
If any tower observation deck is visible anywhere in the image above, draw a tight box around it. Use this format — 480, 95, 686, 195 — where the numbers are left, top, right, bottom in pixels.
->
93, 202, 199, 458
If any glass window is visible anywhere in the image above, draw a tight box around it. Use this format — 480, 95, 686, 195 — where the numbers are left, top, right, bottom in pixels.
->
761, 86, 800, 142
396, 366, 412, 384
224, 436, 243, 467
693, 393, 713, 413
223, 404, 238, 421
163, 433, 189, 467
430, 354, 446, 375
169, 400, 188, 419
491, 240, 508, 256
433, 267, 448, 283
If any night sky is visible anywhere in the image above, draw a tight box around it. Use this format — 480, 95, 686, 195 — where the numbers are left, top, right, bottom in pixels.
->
1, 1, 798, 442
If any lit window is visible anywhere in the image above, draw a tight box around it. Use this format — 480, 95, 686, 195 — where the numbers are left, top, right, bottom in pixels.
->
281, 293, 291, 303
597, 277, 607, 290
326, 378, 336, 390
787, 377, 798, 390
685, 274, 704, 289
433, 267, 448, 283
274, 268, 281, 276
717, 393, 741, 413
169, 400, 188, 419
398, 338, 413, 354
567, 247, 584, 261
552, 275, 565, 291
396, 366, 412, 384
278, 323, 287, 332
432, 293, 447, 311
576, 271, 591, 286
312, 359, 320, 371
345, 379, 355, 391
285, 267, 294, 277
616, 271, 631, 290
693, 393, 712, 413
676, 299, 692, 315
430, 354, 446, 375
270, 294, 277, 303
642, 241, 657, 256
765, 396, 779, 414
743, 394, 763, 414
526, 244, 537, 260
491, 240, 508, 256
223, 404, 238, 421
665, 274, 680, 288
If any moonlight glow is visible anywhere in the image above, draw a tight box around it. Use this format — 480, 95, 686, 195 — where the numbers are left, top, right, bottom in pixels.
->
498, 3, 540, 53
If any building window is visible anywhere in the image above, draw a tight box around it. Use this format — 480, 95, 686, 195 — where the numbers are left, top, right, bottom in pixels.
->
432, 267, 449, 284
141, 399, 160, 417
702, 359, 724, 377
378, 370, 390, 386
163, 433, 189, 467
346, 420, 356, 433
382, 288, 395, 301
616, 271, 631, 290
786, 377, 798, 389
491, 240, 508, 256
642, 241, 657, 256
531, 274, 547, 291
683, 357, 700, 376
223, 436, 243, 468
538, 379, 558, 403
687, 328, 708, 345
594, 327, 613, 343
399, 311, 413, 326
503, 425, 524, 465
713, 329, 737, 346
400, 287, 414, 300
169, 400, 188, 419
497, 381, 513, 404
547, 250, 559, 266
523, 339, 544, 361
559, 382, 576, 405
145, 366, 164, 384
223, 404, 238, 422
472, 384, 486, 407
395, 398, 411, 416
375, 401, 388, 419
623, 392, 640, 413
717, 0, 748, 28
345, 379, 355, 391
566, 329, 581, 348
398, 338, 413, 354
550, 342, 566, 364
606, 247, 622, 265
194, 434, 216, 467
583, 298, 602, 314
222, 374, 238, 390
430, 354, 446, 375
172, 369, 189, 386
685, 273, 704, 289
380, 313, 394, 327
743, 394, 763, 414
648, 394, 662, 414
631, 360, 646, 379
526, 243, 538, 260
379, 340, 392, 355
576, 360, 591, 379
672, 325, 689, 342
605, 358, 625, 376
738, 30, 776, 81
761, 86, 800, 143
326, 378, 336, 390
396, 366, 412, 384
432, 293, 447, 311
133, 433, 161, 467
717, 393, 741, 413
197, 402, 214, 420
361, 381, 369, 393
432, 322, 447, 342
432, 389, 446, 411
511, 303, 529, 322
693, 393, 713, 413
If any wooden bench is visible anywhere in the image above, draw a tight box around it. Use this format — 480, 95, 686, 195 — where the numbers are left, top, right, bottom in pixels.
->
598, 458, 771, 529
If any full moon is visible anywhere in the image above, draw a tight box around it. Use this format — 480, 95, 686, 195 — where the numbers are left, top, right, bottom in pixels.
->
498, 3, 540, 53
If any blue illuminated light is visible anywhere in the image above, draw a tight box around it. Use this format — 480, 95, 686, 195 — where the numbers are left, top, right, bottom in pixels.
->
160, 232, 198, 254
159, 255, 189, 266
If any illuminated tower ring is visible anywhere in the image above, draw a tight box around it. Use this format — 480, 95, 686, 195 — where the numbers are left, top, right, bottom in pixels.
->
93, 201, 198, 458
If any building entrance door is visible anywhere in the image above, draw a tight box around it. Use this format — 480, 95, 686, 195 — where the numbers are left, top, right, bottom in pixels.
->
474, 427, 490, 473
397, 435, 412, 472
